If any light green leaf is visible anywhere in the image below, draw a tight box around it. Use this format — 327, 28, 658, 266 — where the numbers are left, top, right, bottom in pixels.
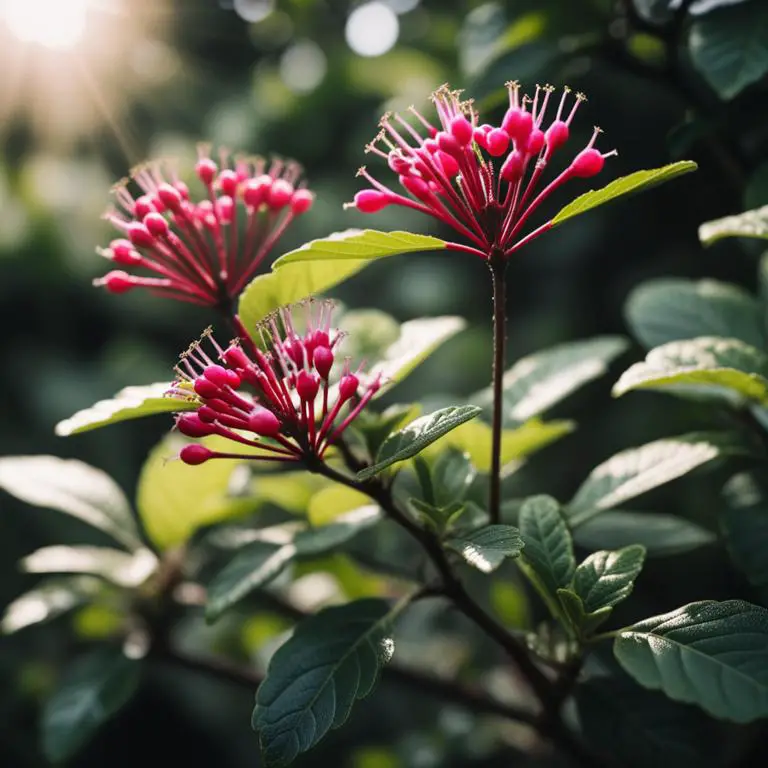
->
0, 456, 141, 550
54, 382, 194, 437
42, 648, 140, 762
518, 495, 576, 620
21, 546, 158, 589
206, 541, 297, 623
369, 316, 466, 397
689, 2, 768, 100
137, 435, 256, 550
357, 406, 482, 480
625, 278, 764, 350
721, 472, 768, 588
567, 432, 757, 526
614, 600, 768, 723
551, 162, 697, 227
473, 337, 628, 425
613, 337, 768, 404
307, 485, 371, 526
272, 229, 447, 267
699, 204, 768, 245
574, 511, 715, 558
238, 259, 368, 331
446, 524, 524, 573
1, 576, 103, 634
252, 599, 395, 767
573, 545, 646, 613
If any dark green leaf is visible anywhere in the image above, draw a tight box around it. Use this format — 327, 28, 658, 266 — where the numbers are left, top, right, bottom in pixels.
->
42, 648, 140, 762
699, 204, 768, 245
567, 432, 756, 526
574, 510, 715, 557
722, 472, 768, 588
689, 2, 768, 99
353, 404, 421, 459
625, 278, 764, 350
556, 588, 614, 637
573, 545, 646, 613
446, 524, 524, 573
0, 456, 141, 550
293, 506, 382, 557
551, 162, 697, 227
430, 448, 477, 508
357, 406, 482, 480
614, 600, 768, 722
253, 599, 395, 767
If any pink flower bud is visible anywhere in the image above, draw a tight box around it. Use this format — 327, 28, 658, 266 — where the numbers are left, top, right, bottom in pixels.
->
354, 190, 391, 213
423, 138, 439, 155
217, 195, 235, 224
339, 374, 359, 401
296, 370, 320, 402
248, 406, 281, 436
503, 109, 533, 144
570, 148, 605, 178
313, 346, 334, 379
500, 151, 525, 182
144, 212, 169, 238
175, 181, 190, 201
96, 270, 136, 294
177, 414, 216, 438
486, 128, 510, 157
194, 378, 220, 398
218, 169, 239, 197
196, 157, 217, 185
127, 222, 155, 248
400, 174, 432, 202
203, 365, 231, 388
545, 121, 569, 154
388, 153, 411, 174
437, 151, 459, 178
157, 183, 183, 212
527, 128, 545, 156
223, 345, 251, 369
268, 179, 294, 210
243, 175, 272, 209
437, 131, 462, 158
291, 189, 314, 215
180, 444, 215, 465
449, 115, 474, 146
133, 195, 155, 220
225, 370, 241, 388
198, 405, 218, 423
110, 240, 141, 266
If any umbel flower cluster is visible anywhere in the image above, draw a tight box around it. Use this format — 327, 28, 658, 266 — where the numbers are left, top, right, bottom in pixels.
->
95, 145, 314, 307
169, 301, 381, 465
351, 82, 616, 259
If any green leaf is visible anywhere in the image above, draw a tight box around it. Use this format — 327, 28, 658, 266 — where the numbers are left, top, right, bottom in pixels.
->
369, 316, 466, 398
518, 495, 576, 620
614, 600, 768, 723
252, 598, 395, 767
612, 336, 768, 404
473, 336, 628, 426
21, 546, 158, 589
551, 162, 697, 227
567, 432, 756, 526
137, 435, 255, 550
721, 472, 768, 588
574, 510, 715, 557
54, 382, 195, 437
352, 404, 422, 459
357, 406, 482, 480
238, 259, 369, 331
206, 541, 297, 623
0, 456, 142, 550
293, 506, 382, 556
572, 545, 646, 613
272, 229, 447, 267
307, 485, 371, 526
430, 447, 477, 507
446, 524, 523, 573
625, 278, 764, 350
1, 576, 103, 634
42, 648, 140, 762
556, 588, 614, 637
689, 2, 768, 100
699, 204, 768, 245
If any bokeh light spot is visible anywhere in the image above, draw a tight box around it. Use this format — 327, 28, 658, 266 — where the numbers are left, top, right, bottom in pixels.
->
346, 2, 399, 58
280, 40, 327, 93
1, 0, 88, 49
234, 0, 274, 23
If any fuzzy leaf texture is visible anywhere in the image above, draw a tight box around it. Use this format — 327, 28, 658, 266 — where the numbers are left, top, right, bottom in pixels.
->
699, 204, 768, 245
252, 599, 395, 767
446, 524, 524, 573
572, 545, 646, 613
614, 600, 768, 723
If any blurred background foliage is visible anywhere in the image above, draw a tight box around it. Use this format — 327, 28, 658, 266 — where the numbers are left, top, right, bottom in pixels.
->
1, 0, 768, 765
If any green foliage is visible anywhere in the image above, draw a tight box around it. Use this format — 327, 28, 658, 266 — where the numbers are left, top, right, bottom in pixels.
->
445, 524, 524, 573
0, 456, 142, 550
357, 405, 482, 480
699, 204, 768, 244
572, 545, 646, 614
272, 229, 447, 266
42, 648, 140, 762
550, 162, 698, 227
252, 599, 395, 767
428, 447, 477, 508
614, 600, 768, 723
613, 336, 768, 405
689, 1, 768, 99
624, 278, 764, 350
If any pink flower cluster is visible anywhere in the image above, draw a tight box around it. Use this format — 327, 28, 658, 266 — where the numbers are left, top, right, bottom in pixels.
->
350, 82, 616, 259
95, 146, 315, 308
169, 301, 380, 465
